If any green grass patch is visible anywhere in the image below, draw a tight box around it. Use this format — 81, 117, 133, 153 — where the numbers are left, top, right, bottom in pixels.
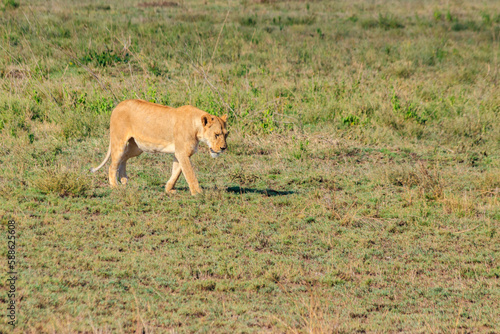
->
0, 0, 499, 332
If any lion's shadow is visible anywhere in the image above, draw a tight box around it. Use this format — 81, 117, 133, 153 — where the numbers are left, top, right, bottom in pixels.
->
226, 186, 294, 197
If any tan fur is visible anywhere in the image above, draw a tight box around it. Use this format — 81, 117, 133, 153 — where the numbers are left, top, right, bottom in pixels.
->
90, 99, 228, 195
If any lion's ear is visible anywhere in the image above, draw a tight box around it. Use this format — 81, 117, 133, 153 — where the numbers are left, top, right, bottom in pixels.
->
220, 114, 228, 123
201, 115, 211, 127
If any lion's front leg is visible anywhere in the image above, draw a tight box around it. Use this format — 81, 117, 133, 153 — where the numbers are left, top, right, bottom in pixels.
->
176, 155, 202, 195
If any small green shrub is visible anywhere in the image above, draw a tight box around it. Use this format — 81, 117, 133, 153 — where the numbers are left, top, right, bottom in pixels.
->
148, 61, 168, 77
391, 93, 401, 113
4, 0, 19, 9
433, 10, 442, 21
481, 13, 491, 26
240, 16, 257, 26
258, 108, 275, 133
232, 63, 249, 77
8, 33, 19, 45
34, 170, 91, 197
445, 10, 454, 22
451, 20, 478, 31
378, 13, 404, 29
361, 13, 404, 30
347, 15, 358, 23
404, 103, 426, 124
271, 15, 316, 27
87, 97, 115, 115
289, 139, 309, 160
342, 115, 360, 127
81, 49, 130, 67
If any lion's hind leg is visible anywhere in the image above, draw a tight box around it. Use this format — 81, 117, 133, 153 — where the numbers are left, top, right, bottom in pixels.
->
109, 138, 129, 187
118, 163, 128, 185
118, 138, 143, 185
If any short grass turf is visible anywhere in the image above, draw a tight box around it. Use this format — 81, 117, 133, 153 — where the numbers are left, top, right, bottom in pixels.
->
0, 0, 499, 332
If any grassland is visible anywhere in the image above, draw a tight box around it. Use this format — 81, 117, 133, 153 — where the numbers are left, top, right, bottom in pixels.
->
0, 0, 499, 332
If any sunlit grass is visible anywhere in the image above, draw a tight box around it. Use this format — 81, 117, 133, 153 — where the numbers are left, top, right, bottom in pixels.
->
0, 0, 499, 332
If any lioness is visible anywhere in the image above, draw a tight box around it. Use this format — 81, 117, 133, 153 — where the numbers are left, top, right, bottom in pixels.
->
90, 99, 228, 195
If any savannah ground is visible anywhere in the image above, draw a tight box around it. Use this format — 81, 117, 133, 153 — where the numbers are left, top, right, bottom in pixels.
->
0, 0, 499, 332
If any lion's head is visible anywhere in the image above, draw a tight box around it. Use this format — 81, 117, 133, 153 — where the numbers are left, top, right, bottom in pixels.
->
201, 114, 228, 158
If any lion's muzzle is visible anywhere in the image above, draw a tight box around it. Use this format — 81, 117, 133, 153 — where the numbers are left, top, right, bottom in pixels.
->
210, 147, 226, 158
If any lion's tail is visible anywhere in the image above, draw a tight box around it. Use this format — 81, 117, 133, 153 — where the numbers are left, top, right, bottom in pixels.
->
90, 142, 111, 173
